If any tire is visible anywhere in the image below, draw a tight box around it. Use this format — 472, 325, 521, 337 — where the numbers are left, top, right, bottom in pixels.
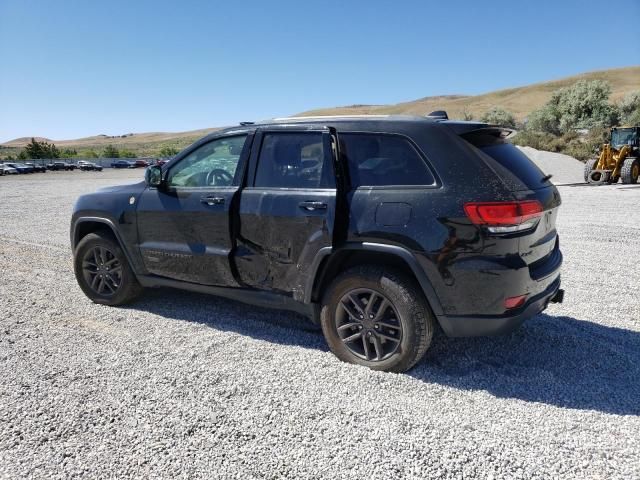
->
583, 158, 598, 183
620, 157, 639, 185
320, 265, 434, 372
73, 232, 143, 305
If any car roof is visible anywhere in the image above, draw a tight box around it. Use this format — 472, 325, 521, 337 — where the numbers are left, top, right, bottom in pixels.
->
214, 115, 490, 135
182, 115, 496, 155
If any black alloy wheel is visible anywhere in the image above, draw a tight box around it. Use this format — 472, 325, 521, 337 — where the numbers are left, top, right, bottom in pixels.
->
81, 246, 122, 296
320, 266, 434, 372
73, 231, 142, 305
335, 288, 402, 362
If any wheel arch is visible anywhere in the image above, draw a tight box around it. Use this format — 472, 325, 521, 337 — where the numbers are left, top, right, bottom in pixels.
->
71, 217, 137, 272
307, 243, 444, 316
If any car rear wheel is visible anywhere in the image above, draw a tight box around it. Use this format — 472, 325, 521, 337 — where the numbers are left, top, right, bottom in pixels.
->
74, 232, 143, 305
320, 266, 434, 372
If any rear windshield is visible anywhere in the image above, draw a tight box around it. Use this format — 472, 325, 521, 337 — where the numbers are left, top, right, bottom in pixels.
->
463, 131, 551, 191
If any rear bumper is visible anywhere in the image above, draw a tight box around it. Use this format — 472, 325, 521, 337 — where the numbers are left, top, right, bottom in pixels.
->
437, 276, 561, 337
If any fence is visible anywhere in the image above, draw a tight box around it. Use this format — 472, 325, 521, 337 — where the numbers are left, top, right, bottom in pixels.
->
15, 157, 161, 168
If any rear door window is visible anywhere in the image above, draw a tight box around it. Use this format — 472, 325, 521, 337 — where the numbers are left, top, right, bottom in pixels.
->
339, 133, 436, 188
254, 132, 334, 188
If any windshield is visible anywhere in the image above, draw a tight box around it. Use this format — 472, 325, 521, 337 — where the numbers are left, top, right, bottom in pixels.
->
611, 129, 637, 147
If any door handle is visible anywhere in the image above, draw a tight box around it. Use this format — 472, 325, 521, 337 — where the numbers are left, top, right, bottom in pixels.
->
201, 196, 225, 206
299, 201, 327, 212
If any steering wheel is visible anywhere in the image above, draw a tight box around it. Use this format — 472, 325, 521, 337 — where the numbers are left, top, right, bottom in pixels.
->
206, 168, 233, 186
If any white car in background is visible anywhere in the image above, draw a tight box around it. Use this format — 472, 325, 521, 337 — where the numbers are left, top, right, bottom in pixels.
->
0, 163, 19, 175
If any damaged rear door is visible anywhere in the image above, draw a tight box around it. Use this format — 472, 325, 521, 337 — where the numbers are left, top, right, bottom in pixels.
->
234, 126, 338, 300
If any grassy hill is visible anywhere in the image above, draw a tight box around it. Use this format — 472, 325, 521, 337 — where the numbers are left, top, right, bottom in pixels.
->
2, 66, 638, 159
297, 66, 640, 120
1, 128, 222, 158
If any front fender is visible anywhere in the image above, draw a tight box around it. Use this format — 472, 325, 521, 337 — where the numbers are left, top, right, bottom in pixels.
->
70, 181, 147, 273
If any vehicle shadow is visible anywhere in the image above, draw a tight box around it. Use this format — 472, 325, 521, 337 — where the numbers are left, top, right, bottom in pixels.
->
413, 314, 640, 416
131, 288, 327, 349
130, 289, 640, 416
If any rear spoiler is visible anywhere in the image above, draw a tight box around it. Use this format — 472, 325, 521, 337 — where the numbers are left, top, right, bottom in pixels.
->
452, 125, 516, 146
425, 111, 516, 139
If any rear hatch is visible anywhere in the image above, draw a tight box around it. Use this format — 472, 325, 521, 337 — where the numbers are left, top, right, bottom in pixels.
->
460, 128, 561, 276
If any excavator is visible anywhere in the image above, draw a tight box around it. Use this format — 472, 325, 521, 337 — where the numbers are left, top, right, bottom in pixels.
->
584, 126, 640, 184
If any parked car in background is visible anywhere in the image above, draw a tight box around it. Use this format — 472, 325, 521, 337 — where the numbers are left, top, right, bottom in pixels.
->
133, 159, 150, 168
111, 160, 135, 169
4, 162, 34, 174
24, 162, 47, 173
0, 163, 19, 175
155, 159, 169, 166
46, 161, 77, 171
78, 161, 104, 172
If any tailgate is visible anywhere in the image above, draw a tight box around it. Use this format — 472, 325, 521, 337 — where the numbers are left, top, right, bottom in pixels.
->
518, 186, 562, 271
459, 127, 562, 271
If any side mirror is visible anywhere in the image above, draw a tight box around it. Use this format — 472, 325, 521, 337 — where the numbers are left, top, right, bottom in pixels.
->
145, 165, 163, 188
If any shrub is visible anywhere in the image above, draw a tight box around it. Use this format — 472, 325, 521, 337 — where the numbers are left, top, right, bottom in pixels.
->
119, 149, 137, 158
618, 91, 640, 125
159, 145, 179, 157
527, 106, 561, 135
60, 148, 77, 158
481, 107, 516, 128
511, 130, 558, 151
102, 145, 119, 158
527, 80, 619, 134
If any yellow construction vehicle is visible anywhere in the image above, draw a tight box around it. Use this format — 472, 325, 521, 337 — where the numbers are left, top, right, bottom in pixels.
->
584, 126, 640, 185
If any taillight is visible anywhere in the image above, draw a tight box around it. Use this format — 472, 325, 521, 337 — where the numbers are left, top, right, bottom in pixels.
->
464, 200, 543, 233
504, 294, 528, 309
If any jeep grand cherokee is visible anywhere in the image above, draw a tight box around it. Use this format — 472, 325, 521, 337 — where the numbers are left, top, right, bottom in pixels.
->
70, 114, 564, 372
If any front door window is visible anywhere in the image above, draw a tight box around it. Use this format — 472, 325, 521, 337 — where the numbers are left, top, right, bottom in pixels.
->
167, 135, 247, 188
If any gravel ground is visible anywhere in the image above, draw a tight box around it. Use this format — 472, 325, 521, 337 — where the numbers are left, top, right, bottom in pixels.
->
1, 169, 639, 479
518, 146, 585, 185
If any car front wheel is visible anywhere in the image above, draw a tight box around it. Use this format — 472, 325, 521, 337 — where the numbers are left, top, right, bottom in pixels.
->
73, 232, 143, 305
320, 266, 434, 372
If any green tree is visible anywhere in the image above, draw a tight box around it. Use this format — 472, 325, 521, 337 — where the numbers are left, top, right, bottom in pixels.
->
46, 143, 60, 158
81, 150, 98, 158
24, 138, 44, 158
102, 145, 120, 158
159, 145, 179, 157
23, 138, 60, 159
481, 107, 516, 128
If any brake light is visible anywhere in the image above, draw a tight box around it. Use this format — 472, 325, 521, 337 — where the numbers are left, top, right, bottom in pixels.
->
464, 200, 543, 233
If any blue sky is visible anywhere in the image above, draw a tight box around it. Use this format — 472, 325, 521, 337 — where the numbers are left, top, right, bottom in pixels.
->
0, 0, 638, 142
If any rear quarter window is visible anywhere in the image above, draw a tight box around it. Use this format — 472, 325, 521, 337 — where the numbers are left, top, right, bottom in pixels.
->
339, 133, 436, 188
463, 131, 551, 191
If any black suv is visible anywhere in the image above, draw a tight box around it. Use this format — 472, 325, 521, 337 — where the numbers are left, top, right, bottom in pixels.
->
70, 115, 563, 372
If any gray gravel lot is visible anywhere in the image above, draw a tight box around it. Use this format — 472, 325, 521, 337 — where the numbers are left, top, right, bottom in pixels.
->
1, 170, 639, 479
